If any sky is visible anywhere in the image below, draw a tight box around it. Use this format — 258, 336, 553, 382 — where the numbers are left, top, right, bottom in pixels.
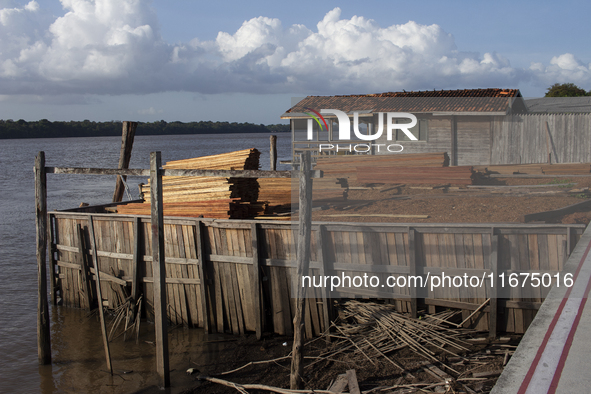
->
0, 0, 590, 124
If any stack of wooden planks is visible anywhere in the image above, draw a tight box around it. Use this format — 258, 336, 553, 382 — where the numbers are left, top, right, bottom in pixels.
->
117, 149, 263, 219
357, 166, 475, 185
257, 177, 348, 213
474, 162, 591, 175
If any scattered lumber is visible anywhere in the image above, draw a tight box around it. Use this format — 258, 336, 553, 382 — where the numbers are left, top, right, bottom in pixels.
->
523, 198, 591, 223
199, 376, 336, 394
316, 301, 474, 371
315, 152, 450, 177
474, 162, 591, 176
357, 166, 475, 185
320, 214, 430, 219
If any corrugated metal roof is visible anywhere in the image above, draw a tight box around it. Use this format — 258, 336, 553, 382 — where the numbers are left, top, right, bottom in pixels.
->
282, 88, 523, 118
525, 97, 591, 113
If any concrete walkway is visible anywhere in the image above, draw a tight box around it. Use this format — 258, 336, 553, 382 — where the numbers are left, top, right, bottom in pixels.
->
491, 224, 591, 394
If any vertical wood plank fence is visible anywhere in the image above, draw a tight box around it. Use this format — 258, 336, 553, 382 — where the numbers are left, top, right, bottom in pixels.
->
49, 214, 584, 336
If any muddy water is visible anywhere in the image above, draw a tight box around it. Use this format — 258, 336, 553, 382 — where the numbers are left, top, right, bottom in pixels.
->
38, 308, 228, 394
0, 134, 292, 393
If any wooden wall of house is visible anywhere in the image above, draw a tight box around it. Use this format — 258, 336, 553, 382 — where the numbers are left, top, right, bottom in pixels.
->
455, 116, 492, 166
491, 113, 591, 164
49, 212, 584, 335
374, 115, 452, 156
298, 112, 590, 166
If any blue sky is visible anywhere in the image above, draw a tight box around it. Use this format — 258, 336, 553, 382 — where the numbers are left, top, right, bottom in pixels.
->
0, 0, 589, 124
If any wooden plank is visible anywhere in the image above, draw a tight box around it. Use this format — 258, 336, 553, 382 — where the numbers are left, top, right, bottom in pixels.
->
346, 369, 361, 394
408, 228, 418, 318
131, 217, 141, 302
169, 225, 184, 325
251, 223, 262, 339
77, 224, 93, 310
269, 267, 285, 335
87, 215, 112, 375
229, 261, 245, 335
211, 229, 225, 332
48, 214, 58, 306
489, 234, 498, 339
142, 277, 202, 285
328, 374, 348, 393
291, 151, 313, 390
316, 225, 331, 338
526, 203, 591, 224
195, 221, 212, 332
175, 225, 191, 326
35, 152, 51, 365
183, 225, 200, 327
150, 152, 170, 387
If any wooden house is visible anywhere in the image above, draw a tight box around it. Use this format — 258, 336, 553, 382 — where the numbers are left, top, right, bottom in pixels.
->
282, 89, 591, 166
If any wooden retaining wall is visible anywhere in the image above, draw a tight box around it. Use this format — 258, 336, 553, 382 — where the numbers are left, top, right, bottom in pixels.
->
49, 212, 585, 335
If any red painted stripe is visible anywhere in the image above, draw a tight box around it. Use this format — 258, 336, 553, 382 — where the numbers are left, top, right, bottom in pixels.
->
517, 238, 591, 394
548, 265, 591, 393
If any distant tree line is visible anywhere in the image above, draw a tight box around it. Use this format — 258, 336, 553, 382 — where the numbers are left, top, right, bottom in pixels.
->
0, 119, 290, 139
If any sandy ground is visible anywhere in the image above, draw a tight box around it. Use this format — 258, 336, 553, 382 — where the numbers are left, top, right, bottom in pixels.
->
309, 176, 591, 225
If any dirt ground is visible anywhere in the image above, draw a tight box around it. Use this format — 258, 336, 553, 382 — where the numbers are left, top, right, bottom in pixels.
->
310, 176, 591, 225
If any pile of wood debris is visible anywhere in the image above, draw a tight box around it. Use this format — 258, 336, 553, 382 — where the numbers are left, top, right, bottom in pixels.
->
192, 300, 518, 394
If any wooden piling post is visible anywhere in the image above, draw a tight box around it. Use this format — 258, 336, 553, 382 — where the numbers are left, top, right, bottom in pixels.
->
290, 151, 313, 390
113, 121, 138, 202
270, 135, 277, 171
35, 151, 51, 365
87, 215, 113, 374
150, 151, 170, 388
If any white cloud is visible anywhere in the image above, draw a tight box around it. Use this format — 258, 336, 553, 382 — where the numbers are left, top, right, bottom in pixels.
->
529, 53, 591, 86
0, 2, 589, 96
138, 106, 162, 115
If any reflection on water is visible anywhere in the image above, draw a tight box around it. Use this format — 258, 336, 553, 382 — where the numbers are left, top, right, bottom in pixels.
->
38, 307, 228, 393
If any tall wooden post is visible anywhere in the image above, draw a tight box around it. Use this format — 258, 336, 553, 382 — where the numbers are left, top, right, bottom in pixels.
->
270, 135, 277, 171
150, 151, 170, 387
35, 151, 51, 364
88, 216, 113, 374
113, 121, 138, 202
290, 151, 313, 390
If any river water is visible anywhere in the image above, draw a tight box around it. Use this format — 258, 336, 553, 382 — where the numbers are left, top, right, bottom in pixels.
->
0, 133, 292, 393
